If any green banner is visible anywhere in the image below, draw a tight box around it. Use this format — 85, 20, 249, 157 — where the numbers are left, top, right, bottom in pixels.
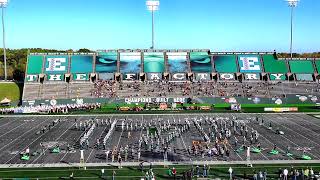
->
27, 55, 43, 74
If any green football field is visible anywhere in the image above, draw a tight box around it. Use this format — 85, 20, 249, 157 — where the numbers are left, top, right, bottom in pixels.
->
0, 82, 23, 104
0, 164, 318, 179
72, 103, 320, 114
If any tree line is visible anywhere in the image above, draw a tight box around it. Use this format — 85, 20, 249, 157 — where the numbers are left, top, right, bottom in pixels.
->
0, 48, 319, 81
0, 48, 92, 81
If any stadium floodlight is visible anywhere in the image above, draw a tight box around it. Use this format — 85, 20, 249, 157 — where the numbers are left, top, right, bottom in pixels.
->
286, 0, 299, 60
0, 0, 8, 81
146, 0, 159, 49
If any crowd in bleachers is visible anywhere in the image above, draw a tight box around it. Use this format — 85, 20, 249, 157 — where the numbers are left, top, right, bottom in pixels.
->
0, 103, 101, 114
91, 80, 116, 98
22, 79, 320, 101
86, 80, 320, 99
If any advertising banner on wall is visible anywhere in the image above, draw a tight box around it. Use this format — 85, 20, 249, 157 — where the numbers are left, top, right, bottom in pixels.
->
213, 55, 238, 73
238, 55, 262, 73
120, 52, 141, 73
167, 52, 188, 73
190, 52, 212, 72
45, 56, 69, 74
123, 73, 139, 81
95, 52, 117, 73
99, 73, 114, 80
269, 74, 286, 81
195, 73, 211, 81
171, 73, 187, 81
70, 55, 94, 73
146, 73, 163, 80
144, 52, 165, 73
264, 107, 298, 112
296, 74, 313, 81
27, 55, 43, 75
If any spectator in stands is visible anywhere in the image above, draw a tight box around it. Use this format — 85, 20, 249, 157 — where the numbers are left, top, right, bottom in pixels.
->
0, 103, 101, 114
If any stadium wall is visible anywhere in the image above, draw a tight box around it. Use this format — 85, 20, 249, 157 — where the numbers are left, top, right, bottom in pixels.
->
22, 50, 320, 105
25, 52, 320, 83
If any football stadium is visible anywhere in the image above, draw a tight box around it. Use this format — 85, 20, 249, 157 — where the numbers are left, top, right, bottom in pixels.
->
1, 0, 320, 179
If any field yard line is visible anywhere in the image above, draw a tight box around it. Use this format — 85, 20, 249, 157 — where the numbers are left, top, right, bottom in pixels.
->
0, 163, 320, 173
0, 117, 51, 152
173, 115, 188, 152
0, 165, 317, 172
85, 115, 113, 163
268, 114, 320, 147
1, 113, 318, 118
4, 118, 68, 164
59, 116, 87, 163
289, 114, 320, 129
209, 113, 245, 161
261, 114, 320, 159
241, 113, 288, 161
116, 115, 126, 150
1, 159, 320, 168
0, 121, 29, 138
0, 117, 21, 128
138, 115, 144, 140
1, 176, 144, 179
278, 115, 320, 138
29, 120, 76, 164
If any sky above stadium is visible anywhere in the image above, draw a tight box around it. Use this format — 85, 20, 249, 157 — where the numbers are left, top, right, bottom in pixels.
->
3, 0, 320, 52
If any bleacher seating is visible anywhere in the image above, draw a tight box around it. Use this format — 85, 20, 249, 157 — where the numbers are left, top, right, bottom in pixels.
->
22, 51, 320, 103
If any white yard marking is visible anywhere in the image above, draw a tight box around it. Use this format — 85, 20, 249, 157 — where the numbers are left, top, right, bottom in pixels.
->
260, 114, 320, 159
0, 121, 29, 138
173, 115, 188, 152
86, 115, 113, 163
241, 113, 292, 161
59, 116, 87, 163
4, 118, 66, 164
268, 114, 320, 147
29, 119, 76, 164
204, 113, 246, 161
0, 117, 50, 152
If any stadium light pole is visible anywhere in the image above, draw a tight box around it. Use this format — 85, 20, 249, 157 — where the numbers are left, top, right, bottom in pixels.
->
146, 0, 159, 49
286, 0, 299, 60
0, 0, 8, 81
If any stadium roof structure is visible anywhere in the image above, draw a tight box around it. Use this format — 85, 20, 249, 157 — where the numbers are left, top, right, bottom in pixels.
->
30, 49, 277, 55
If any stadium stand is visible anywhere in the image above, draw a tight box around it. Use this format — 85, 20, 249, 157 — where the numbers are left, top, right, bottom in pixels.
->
22, 50, 320, 105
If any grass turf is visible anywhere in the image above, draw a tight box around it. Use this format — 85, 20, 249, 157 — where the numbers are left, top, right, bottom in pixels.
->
0, 82, 23, 103
66, 103, 320, 114
0, 164, 319, 179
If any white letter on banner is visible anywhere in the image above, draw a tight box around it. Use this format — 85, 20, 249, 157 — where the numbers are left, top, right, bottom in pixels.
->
49, 74, 62, 81
172, 73, 185, 80
245, 73, 259, 80
270, 74, 284, 80
125, 74, 135, 80
220, 73, 234, 80
76, 74, 87, 80
197, 73, 209, 80
46, 58, 66, 71
150, 73, 160, 80
26, 75, 37, 82
240, 57, 261, 71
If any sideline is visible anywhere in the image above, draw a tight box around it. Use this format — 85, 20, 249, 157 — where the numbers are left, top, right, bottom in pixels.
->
0, 160, 320, 169
1, 112, 320, 118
